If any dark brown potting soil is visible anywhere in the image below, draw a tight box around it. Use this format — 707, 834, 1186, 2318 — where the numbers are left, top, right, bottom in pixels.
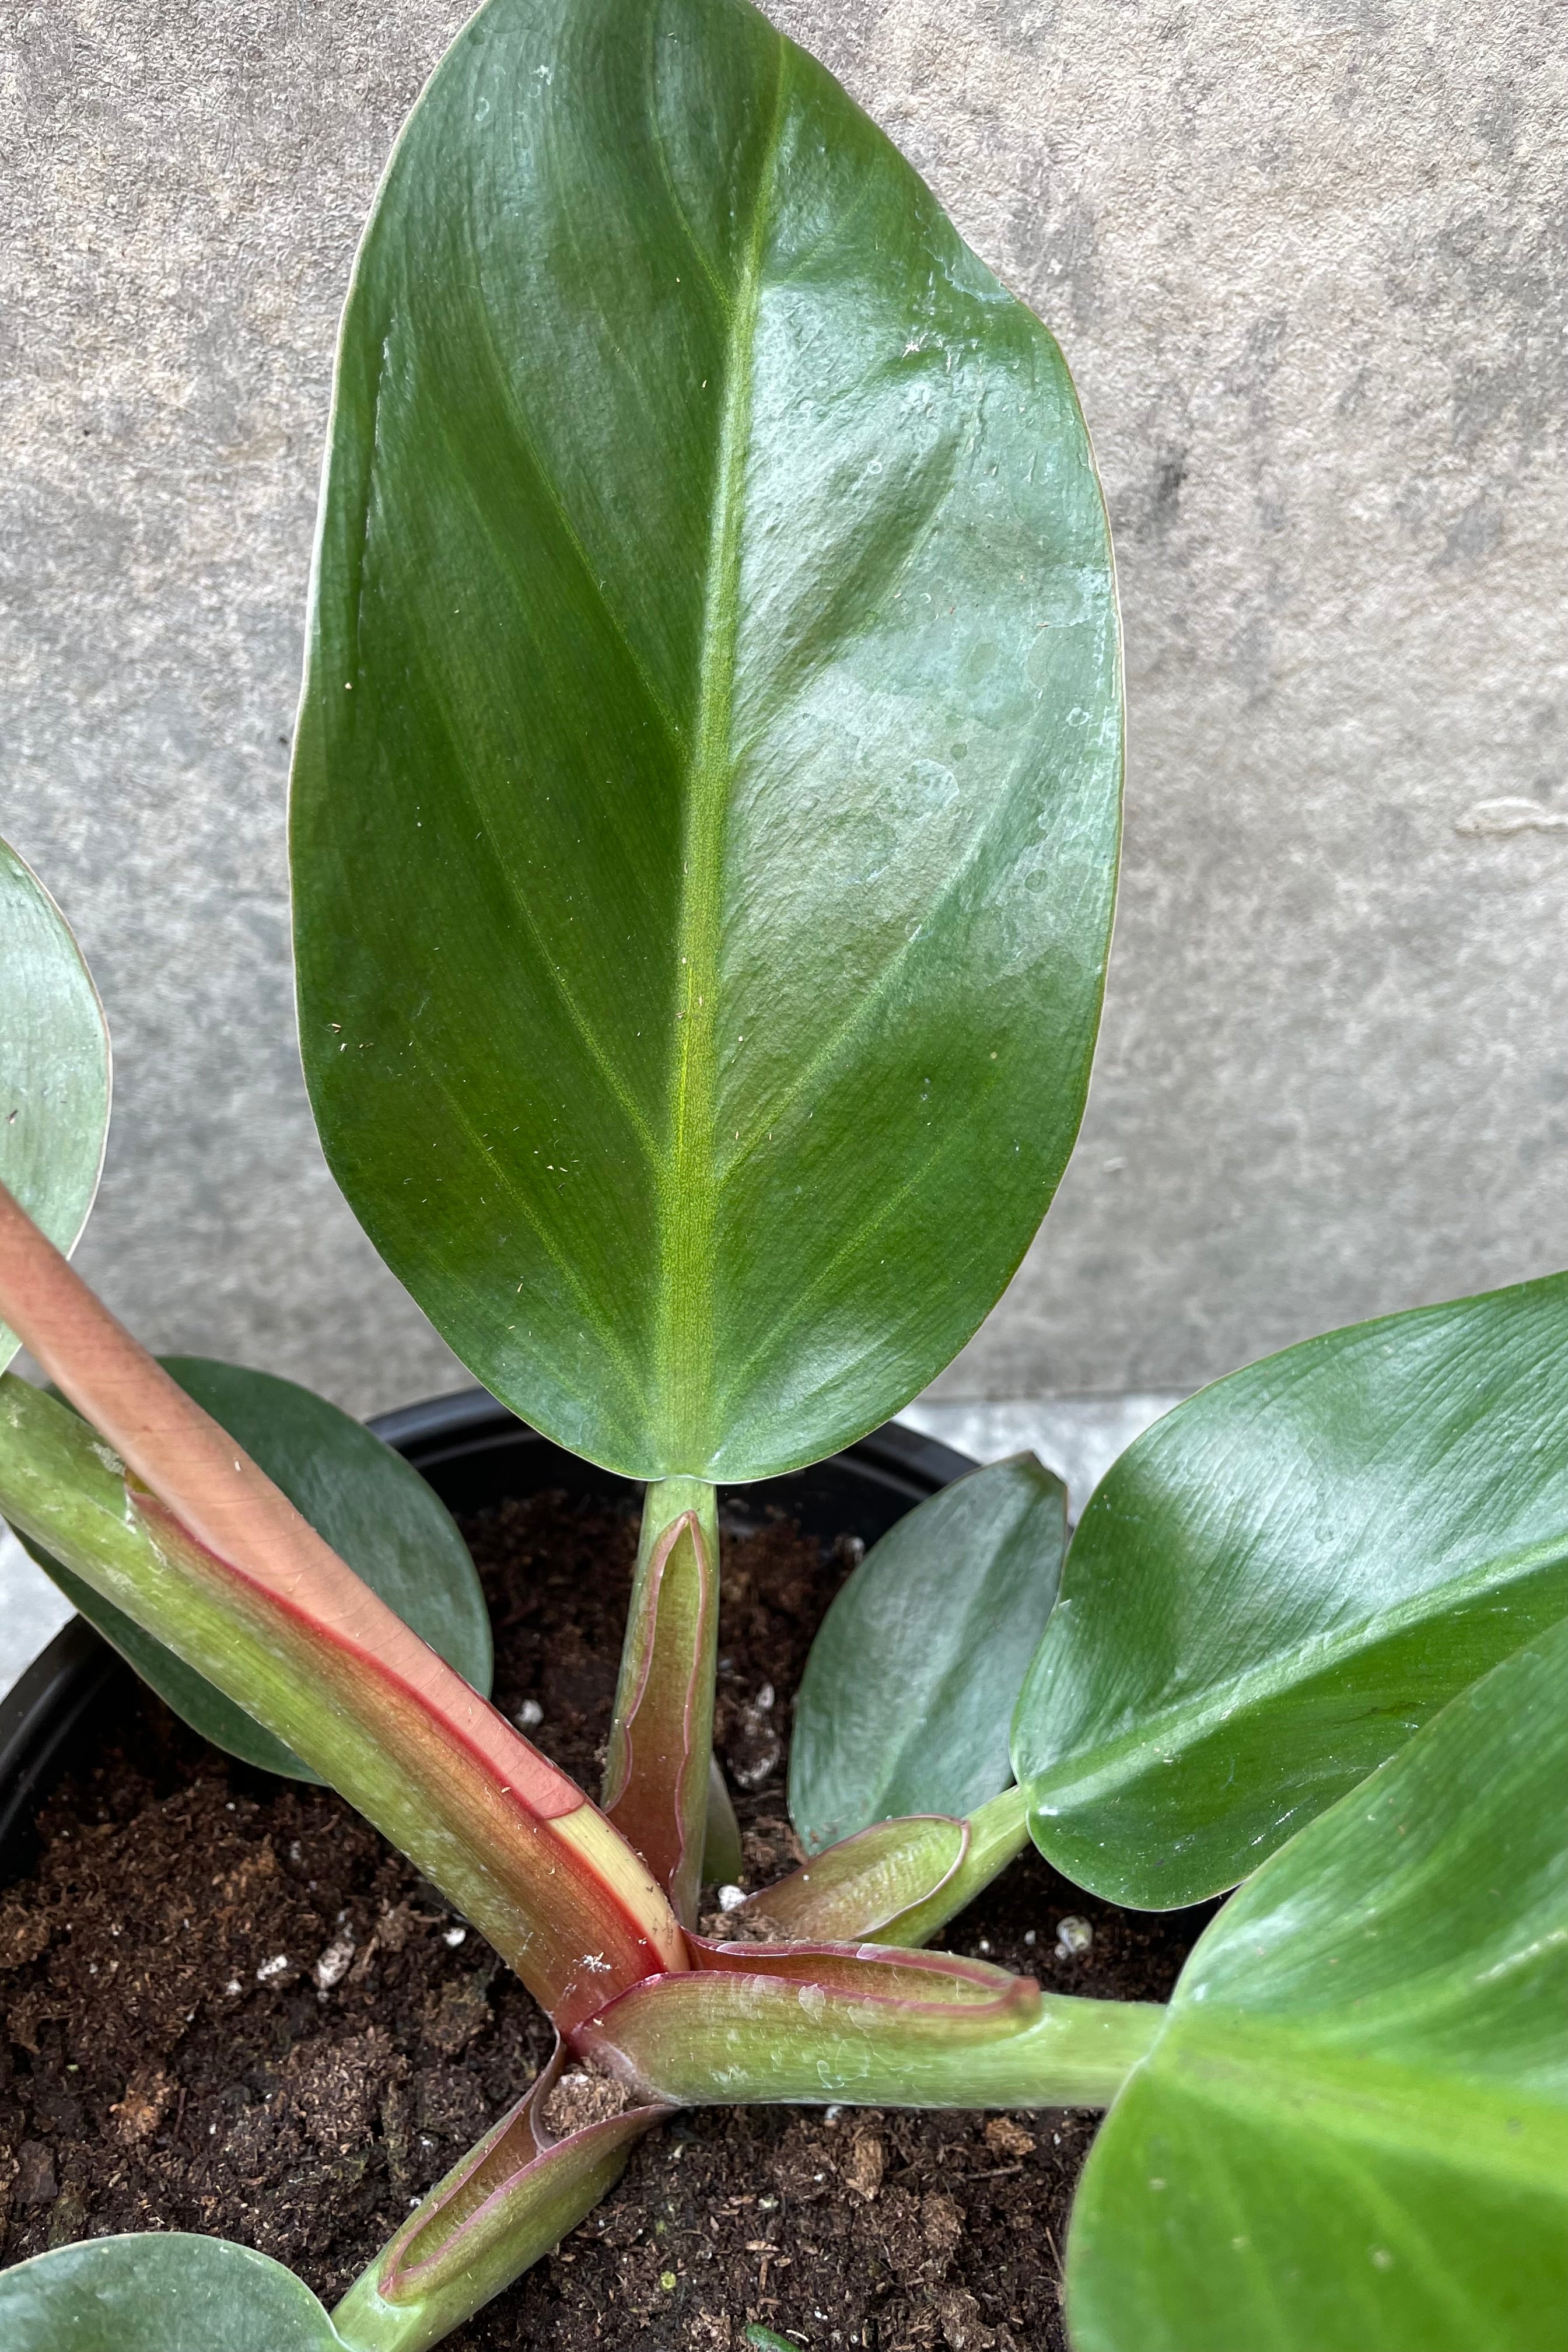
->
0, 1490, 1217, 2350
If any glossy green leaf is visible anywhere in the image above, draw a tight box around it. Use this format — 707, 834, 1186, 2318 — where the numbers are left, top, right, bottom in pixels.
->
0, 838, 110, 1376
0, 2232, 345, 2350
291, 0, 1121, 1482
23, 1356, 491, 1780
792, 1455, 1065, 1852
1066, 1612, 1568, 2352
1014, 1275, 1568, 1906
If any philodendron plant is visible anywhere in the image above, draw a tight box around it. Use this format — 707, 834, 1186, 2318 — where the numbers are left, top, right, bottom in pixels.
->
0, 1, 1563, 2346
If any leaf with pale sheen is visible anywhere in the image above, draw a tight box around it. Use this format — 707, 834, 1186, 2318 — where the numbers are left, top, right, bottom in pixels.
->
1066, 1612, 1568, 2352
0, 839, 110, 1375
290, 0, 1121, 1481
1014, 1275, 1568, 1907
792, 1454, 1065, 1851
0, 2232, 345, 2350
24, 1356, 491, 1779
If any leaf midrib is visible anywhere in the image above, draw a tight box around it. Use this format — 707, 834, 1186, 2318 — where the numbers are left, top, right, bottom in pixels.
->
1158, 2011, 1568, 2193
656, 32, 790, 1458
1024, 1527, 1568, 1811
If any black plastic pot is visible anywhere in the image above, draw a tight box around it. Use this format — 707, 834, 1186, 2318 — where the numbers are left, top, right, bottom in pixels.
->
0, 1387, 974, 1884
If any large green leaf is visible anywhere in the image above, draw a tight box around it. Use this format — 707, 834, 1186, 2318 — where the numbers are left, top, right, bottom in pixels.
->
0, 2232, 345, 2350
0, 838, 110, 1375
1013, 1275, 1568, 1906
291, 0, 1121, 1482
790, 1454, 1065, 1850
23, 1356, 491, 1779
1066, 1612, 1568, 2352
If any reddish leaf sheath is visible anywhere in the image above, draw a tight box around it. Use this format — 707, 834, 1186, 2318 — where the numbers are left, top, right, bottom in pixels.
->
603, 1497, 718, 1928
737, 1783, 1034, 1948
734, 1813, 969, 1941
687, 1936, 1037, 2004
332, 2041, 671, 2352
0, 1182, 687, 2025
576, 1938, 1039, 2099
576, 1937, 1159, 2110
127, 1486, 678, 2030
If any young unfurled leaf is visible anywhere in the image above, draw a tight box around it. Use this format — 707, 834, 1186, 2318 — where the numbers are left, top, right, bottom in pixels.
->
291, 0, 1121, 1482
792, 1455, 1065, 1852
0, 838, 110, 1377
1014, 1276, 1568, 1907
22, 1356, 492, 1780
1066, 1611, 1568, 2351
0, 2232, 346, 2350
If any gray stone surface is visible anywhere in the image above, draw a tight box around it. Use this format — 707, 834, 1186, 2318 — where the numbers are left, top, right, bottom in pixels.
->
2, 0, 1564, 1421
0, 1523, 74, 1702
901, 1391, 1186, 1518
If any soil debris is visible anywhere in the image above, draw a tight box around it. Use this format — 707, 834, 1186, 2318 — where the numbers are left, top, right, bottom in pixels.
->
0, 1485, 1217, 2346
542, 2066, 631, 2140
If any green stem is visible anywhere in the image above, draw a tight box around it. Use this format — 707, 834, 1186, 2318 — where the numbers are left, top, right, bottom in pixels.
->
580, 1957, 1164, 2110
603, 1475, 720, 1928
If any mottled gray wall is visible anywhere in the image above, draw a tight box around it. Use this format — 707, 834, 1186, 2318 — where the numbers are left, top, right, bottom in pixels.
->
2, 0, 1563, 1420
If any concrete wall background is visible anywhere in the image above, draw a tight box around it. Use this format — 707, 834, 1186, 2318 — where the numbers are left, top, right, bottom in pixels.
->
2, 0, 1564, 1422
